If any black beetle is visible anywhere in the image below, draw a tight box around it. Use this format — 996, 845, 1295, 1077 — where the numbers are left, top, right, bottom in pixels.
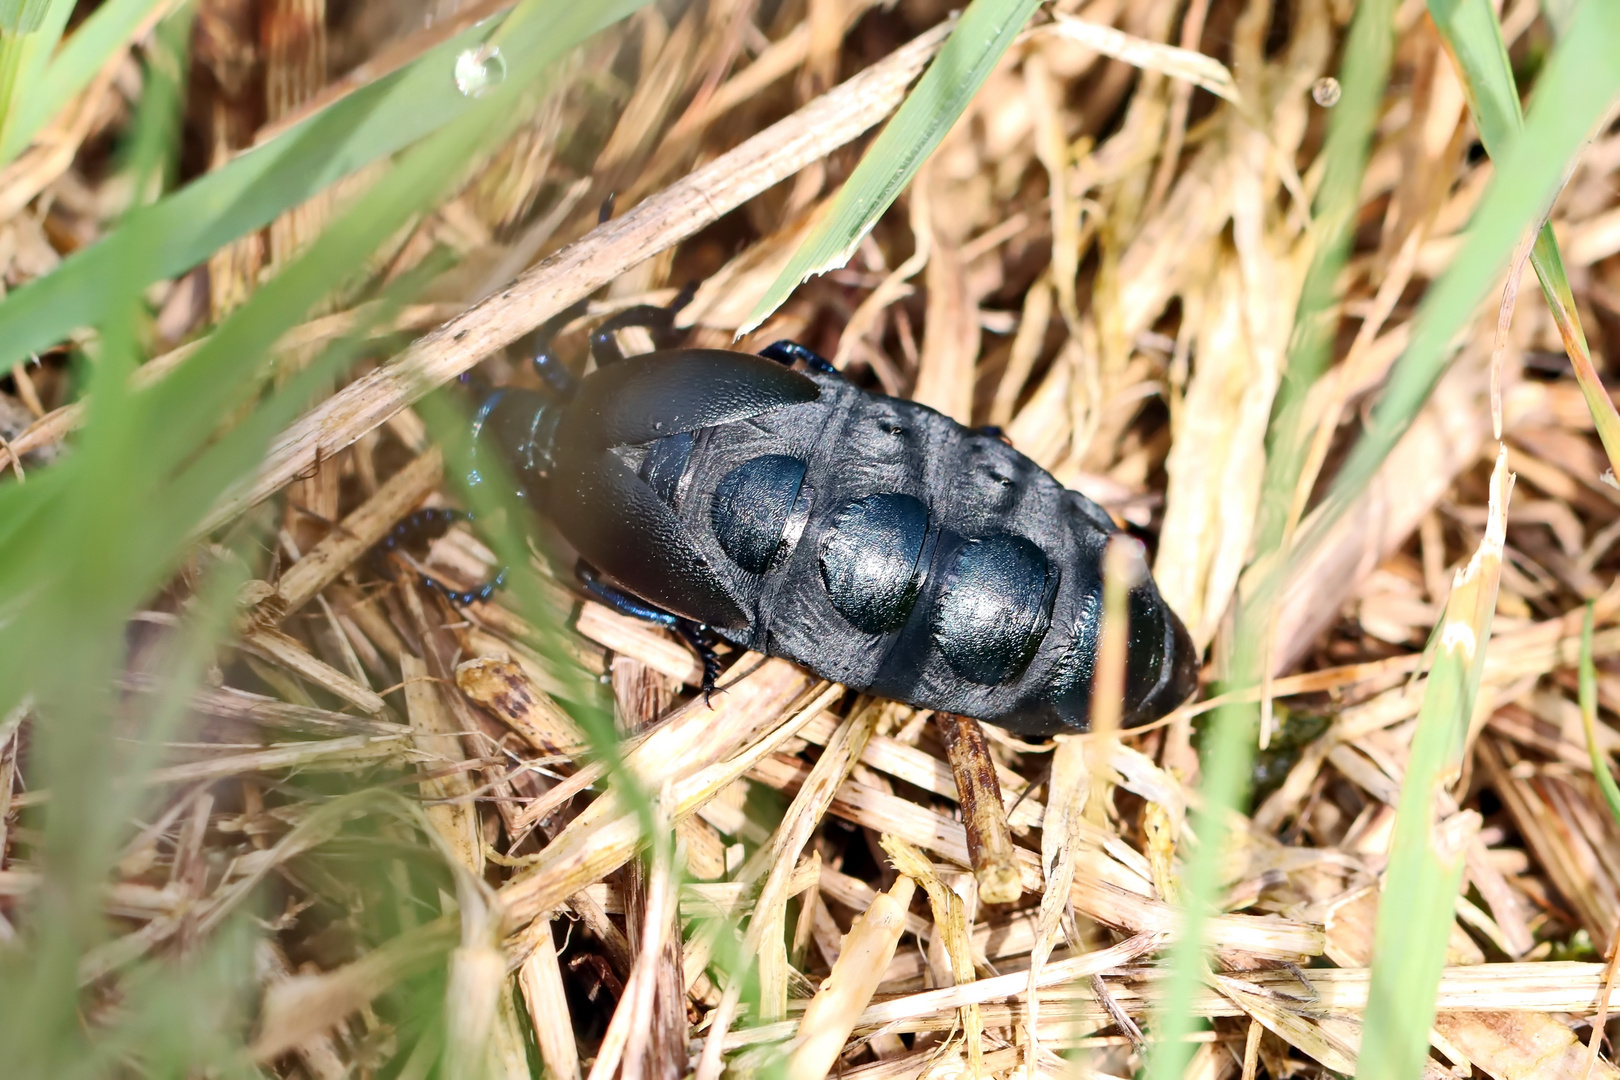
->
417, 298, 1197, 737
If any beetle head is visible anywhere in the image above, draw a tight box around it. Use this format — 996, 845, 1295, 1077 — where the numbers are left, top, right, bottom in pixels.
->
467, 387, 562, 503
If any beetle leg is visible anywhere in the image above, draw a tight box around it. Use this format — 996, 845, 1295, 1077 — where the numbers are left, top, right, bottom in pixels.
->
419, 566, 507, 606
371, 507, 508, 606
575, 561, 721, 703
375, 506, 468, 557
674, 619, 722, 705
522, 298, 589, 401
759, 340, 840, 376
574, 561, 680, 627
588, 282, 697, 367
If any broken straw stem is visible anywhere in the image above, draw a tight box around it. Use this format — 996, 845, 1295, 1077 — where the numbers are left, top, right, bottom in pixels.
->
937, 712, 1022, 904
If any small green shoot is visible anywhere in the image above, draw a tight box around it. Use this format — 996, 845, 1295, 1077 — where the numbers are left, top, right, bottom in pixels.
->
1359, 449, 1511, 1080
1146, 0, 1398, 1074
1427, 0, 1620, 480
1298, 0, 1620, 561
741, 0, 1040, 334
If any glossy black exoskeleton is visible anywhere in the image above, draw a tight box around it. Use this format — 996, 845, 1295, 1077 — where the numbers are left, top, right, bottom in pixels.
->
445, 297, 1197, 737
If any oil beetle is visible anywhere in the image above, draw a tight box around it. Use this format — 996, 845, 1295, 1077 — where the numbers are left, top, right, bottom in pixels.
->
394, 293, 1198, 737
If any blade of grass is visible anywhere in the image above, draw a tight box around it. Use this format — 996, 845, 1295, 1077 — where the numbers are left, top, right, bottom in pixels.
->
0, 0, 646, 370
1542, 0, 1578, 38
739, 0, 1037, 334
0, 0, 649, 710
1145, 0, 1399, 1074
413, 389, 631, 814
82, 0, 647, 508
1250, 0, 1397, 556
0, 0, 55, 30
0, 11, 199, 1071
1428, 0, 1620, 480
1579, 602, 1620, 827
1, 0, 178, 163
1297, 0, 1620, 564
0, 0, 73, 158
1359, 449, 1511, 1080
0, 6, 645, 1070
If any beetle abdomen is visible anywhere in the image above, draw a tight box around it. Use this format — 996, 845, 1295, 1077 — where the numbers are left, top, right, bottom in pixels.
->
547, 351, 1195, 736
818, 493, 930, 634
710, 454, 808, 574
930, 532, 1055, 686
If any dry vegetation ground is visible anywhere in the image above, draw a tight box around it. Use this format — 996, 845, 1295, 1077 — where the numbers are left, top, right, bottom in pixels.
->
5, 0, 1620, 1077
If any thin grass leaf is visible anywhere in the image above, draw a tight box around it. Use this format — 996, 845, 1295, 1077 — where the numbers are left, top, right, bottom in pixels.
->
0, 0, 73, 155
0, 15, 193, 1071
1429, 0, 1519, 142
1, 0, 176, 162
0, 0, 54, 32
1579, 602, 1620, 828
413, 390, 634, 826
1542, 0, 1578, 38
0, 0, 649, 707
1145, 2, 1399, 1075
0, 0, 647, 370
1251, 0, 1397, 556
739, 0, 1037, 334
147, 1, 646, 519
0, 5, 640, 1066
1428, 0, 1620, 481
1359, 449, 1511, 1080
1299, 0, 1620, 561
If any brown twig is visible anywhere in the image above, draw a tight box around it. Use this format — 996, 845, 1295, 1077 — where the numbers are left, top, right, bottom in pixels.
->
936, 712, 1022, 905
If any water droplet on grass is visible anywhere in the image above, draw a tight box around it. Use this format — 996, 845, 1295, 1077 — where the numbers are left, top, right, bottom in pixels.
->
454, 46, 506, 97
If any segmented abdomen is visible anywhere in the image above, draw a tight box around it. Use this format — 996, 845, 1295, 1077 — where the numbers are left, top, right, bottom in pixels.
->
636, 371, 1136, 733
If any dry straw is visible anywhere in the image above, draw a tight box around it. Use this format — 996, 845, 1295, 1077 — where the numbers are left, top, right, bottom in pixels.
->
5, 1, 1620, 1079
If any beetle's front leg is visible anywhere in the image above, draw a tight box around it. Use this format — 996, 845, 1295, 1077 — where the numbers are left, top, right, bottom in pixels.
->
759, 340, 840, 376
525, 298, 589, 401
588, 282, 698, 367
574, 560, 721, 704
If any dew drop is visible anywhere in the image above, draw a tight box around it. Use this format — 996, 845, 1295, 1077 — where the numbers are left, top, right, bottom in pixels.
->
1312, 76, 1341, 108
454, 46, 506, 97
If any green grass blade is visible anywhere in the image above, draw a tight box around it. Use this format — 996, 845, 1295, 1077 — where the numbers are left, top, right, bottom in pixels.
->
1, 0, 174, 162
1145, 2, 1399, 1075
0, 0, 649, 697
1579, 603, 1620, 827
1429, 0, 1620, 479
0, 14, 192, 1069
739, 0, 1036, 334
102, 1, 647, 571
0, 0, 73, 156
1251, 0, 1398, 558
1359, 453, 1510, 1080
414, 391, 642, 828
1299, 0, 1620, 559
1429, 0, 1520, 146
0, 0, 645, 371
1542, 0, 1578, 38
0, 11, 646, 1068
0, 0, 55, 32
